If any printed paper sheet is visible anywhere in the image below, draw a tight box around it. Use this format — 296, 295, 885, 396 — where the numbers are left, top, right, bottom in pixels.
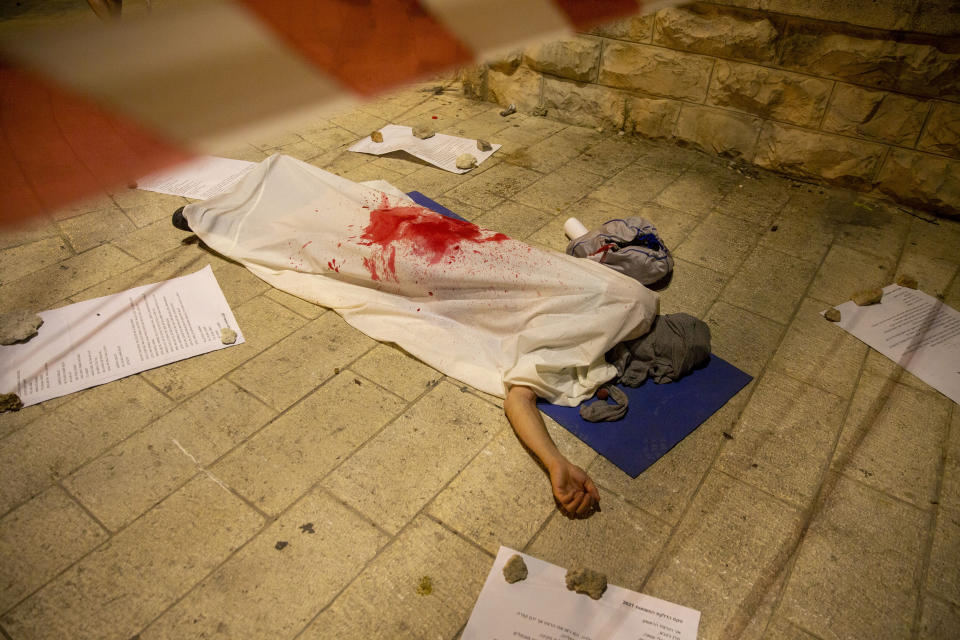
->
463, 547, 700, 640
348, 124, 500, 173
137, 155, 256, 199
0, 266, 243, 406
825, 285, 960, 404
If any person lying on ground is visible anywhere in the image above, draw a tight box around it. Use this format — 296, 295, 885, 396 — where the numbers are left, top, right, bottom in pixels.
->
172, 154, 657, 519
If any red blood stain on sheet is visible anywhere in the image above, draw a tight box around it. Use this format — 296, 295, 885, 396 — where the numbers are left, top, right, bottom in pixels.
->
358, 196, 508, 282
302, 240, 313, 250
327, 259, 340, 273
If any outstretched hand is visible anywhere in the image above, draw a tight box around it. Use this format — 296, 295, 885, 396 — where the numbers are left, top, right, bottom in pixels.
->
549, 459, 600, 518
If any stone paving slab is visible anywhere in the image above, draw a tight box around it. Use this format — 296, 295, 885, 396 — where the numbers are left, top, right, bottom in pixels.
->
0, 77, 958, 640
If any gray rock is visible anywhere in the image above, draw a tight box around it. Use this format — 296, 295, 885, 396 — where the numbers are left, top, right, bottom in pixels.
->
0, 393, 23, 413
852, 288, 884, 306
412, 125, 435, 139
502, 554, 528, 584
0, 310, 43, 345
565, 567, 607, 600
896, 274, 919, 289
220, 327, 238, 344
476, 139, 492, 152
824, 308, 842, 322
456, 153, 477, 170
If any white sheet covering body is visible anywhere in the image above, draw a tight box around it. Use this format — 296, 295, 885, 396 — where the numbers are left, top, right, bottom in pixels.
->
183, 155, 658, 406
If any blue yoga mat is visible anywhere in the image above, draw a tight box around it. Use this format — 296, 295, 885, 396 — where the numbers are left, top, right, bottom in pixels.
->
537, 358, 751, 477
407, 191, 752, 478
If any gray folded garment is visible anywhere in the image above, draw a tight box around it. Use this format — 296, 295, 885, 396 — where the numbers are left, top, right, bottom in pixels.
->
579, 313, 711, 422
578, 385, 629, 422
566, 217, 673, 285
610, 313, 711, 386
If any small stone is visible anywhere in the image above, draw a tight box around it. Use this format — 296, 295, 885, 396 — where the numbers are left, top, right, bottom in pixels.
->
502, 554, 528, 584
416, 575, 433, 595
532, 106, 547, 117
896, 274, 918, 289
0, 393, 23, 413
0, 310, 43, 345
565, 567, 607, 600
456, 153, 477, 170
770, 225, 779, 232
851, 288, 883, 306
824, 308, 841, 322
476, 139, 492, 152
370, 130, 384, 143
275, 541, 288, 551
618, 130, 626, 136
220, 327, 237, 344
412, 125, 435, 139
595, 126, 604, 133
499, 103, 517, 117
597, 388, 609, 401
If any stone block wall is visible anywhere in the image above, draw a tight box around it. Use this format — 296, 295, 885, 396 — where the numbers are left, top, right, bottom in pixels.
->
462, 1, 960, 217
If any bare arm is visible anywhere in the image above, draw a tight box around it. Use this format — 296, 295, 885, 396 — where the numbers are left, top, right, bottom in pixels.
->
503, 385, 600, 517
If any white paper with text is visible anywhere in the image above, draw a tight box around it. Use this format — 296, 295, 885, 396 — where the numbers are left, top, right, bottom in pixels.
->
463, 547, 700, 640
825, 285, 960, 404
138, 156, 256, 199
0, 266, 243, 406
349, 124, 500, 173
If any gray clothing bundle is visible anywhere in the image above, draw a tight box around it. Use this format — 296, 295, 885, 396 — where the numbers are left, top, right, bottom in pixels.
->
579, 313, 711, 422
566, 217, 673, 285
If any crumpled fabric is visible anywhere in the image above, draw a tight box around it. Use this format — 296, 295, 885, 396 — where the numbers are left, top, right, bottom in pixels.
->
578, 385, 628, 422
182, 154, 659, 406
609, 313, 711, 386
566, 218, 673, 285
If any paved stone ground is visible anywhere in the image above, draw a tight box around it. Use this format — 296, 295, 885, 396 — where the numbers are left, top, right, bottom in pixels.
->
1, 70, 960, 640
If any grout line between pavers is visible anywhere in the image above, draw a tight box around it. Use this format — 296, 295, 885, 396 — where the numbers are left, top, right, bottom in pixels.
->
56, 479, 112, 536
130, 340, 453, 638
635, 180, 816, 607
911, 395, 956, 636
0, 481, 119, 620
425, 511, 498, 561
708, 199, 841, 601
128, 480, 332, 639
281, 383, 510, 635
736, 209, 922, 637
0, 333, 387, 616
288, 478, 490, 640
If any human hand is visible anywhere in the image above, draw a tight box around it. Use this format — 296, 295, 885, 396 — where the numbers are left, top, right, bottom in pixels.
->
548, 459, 600, 518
